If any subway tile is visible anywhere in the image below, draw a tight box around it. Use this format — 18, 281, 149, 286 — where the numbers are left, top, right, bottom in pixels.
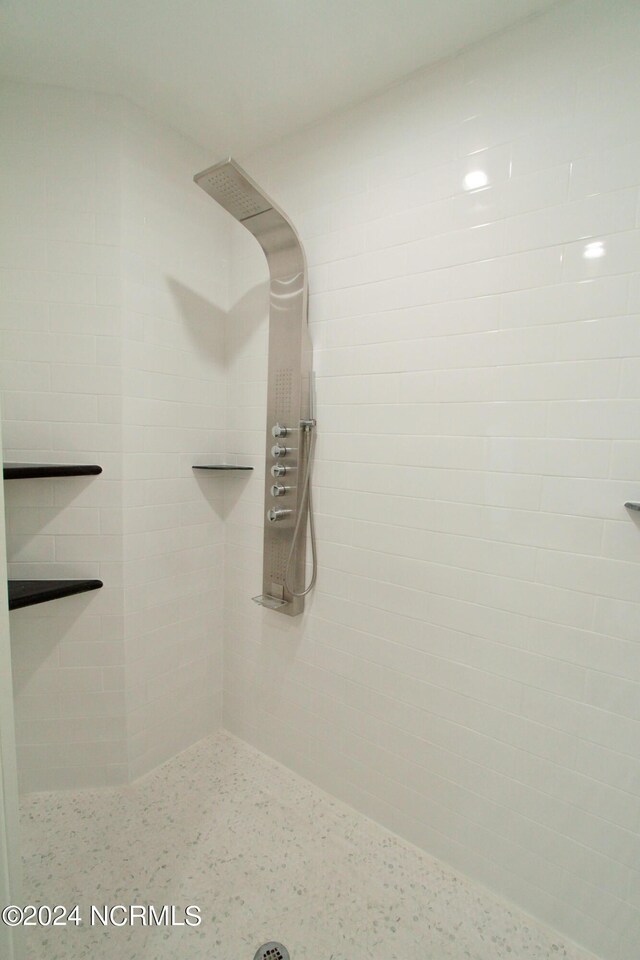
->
484, 437, 610, 478
500, 276, 629, 329
501, 164, 570, 218
45, 205, 96, 243
2, 85, 227, 793
593, 597, 640, 644
49, 302, 120, 335
222, 12, 640, 950
562, 230, 640, 283
505, 188, 637, 254
546, 399, 640, 440
0, 299, 49, 332
0, 235, 47, 272
584, 671, 640, 722
537, 550, 640, 604
0, 267, 50, 301
540, 476, 637, 520
1, 329, 97, 364
601, 519, 640, 563
555, 315, 640, 361
0, 360, 51, 393
46, 271, 97, 303
569, 141, 640, 200
611, 441, 640, 480
2, 391, 98, 423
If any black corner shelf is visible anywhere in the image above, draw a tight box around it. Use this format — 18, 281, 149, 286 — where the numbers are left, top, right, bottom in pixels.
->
3, 463, 102, 480
192, 464, 253, 472
8, 579, 103, 610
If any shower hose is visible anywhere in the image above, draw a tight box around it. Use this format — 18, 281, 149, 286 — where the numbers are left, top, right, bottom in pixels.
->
284, 420, 317, 598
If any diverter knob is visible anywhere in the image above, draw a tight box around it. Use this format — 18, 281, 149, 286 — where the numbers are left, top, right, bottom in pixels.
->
267, 508, 291, 523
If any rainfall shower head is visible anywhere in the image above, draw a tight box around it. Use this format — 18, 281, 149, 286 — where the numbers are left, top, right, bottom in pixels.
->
194, 157, 305, 271
194, 158, 273, 222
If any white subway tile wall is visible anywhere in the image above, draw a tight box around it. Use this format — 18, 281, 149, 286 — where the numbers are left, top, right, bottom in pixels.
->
0, 82, 230, 789
223, 3, 640, 959
119, 99, 230, 779
0, 83, 127, 791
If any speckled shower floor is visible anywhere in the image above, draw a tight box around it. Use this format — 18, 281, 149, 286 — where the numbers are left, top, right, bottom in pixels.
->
20, 731, 594, 960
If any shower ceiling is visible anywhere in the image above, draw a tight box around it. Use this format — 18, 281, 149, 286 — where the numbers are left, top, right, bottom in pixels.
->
0, 0, 563, 155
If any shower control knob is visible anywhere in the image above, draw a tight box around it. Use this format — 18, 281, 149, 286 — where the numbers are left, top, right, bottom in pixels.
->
271, 444, 289, 458
271, 463, 288, 478
267, 508, 291, 523
271, 483, 289, 497
272, 423, 289, 438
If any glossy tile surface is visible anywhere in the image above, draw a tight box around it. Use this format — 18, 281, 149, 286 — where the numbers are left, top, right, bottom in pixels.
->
21, 731, 597, 960
223, 5, 640, 959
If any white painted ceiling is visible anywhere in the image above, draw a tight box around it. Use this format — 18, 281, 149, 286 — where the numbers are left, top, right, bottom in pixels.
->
0, 0, 562, 155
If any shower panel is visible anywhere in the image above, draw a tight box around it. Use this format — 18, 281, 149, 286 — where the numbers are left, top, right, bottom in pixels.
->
194, 158, 314, 616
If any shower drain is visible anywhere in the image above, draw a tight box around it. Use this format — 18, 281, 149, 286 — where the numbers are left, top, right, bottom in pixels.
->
254, 943, 290, 960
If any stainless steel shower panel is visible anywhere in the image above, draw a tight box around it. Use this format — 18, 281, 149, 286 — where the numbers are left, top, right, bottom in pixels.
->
194, 159, 312, 616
